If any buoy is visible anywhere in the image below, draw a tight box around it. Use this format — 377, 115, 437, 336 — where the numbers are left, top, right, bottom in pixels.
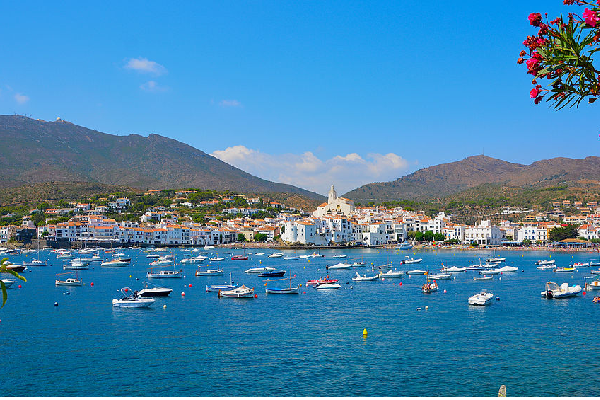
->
416, 307, 422, 311
124, 288, 128, 292
54, 302, 58, 306
254, 294, 258, 298
303, 292, 306, 294
188, 284, 192, 288
382, 277, 385, 281
129, 275, 132, 278
399, 282, 403, 286
583, 291, 587, 296
363, 328, 368, 336
18, 285, 21, 288
163, 304, 167, 309
425, 306, 429, 310
443, 289, 447, 293
496, 297, 500, 301
90, 282, 94, 287
181, 292, 185, 296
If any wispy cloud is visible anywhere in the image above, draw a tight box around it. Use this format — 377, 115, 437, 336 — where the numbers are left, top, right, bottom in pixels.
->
14, 93, 29, 104
125, 57, 168, 76
140, 80, 168, 93
218, 99, 242, 107
211, 146, 410, 195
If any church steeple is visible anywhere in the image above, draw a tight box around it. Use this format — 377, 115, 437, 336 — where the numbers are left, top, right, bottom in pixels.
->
328, 184, 337, 204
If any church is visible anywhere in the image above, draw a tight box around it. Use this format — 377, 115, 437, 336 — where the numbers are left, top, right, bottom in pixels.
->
313, 185, 355, 217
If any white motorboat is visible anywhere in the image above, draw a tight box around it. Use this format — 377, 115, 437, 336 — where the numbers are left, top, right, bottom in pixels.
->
537, 264, 556, 270
398, 242, 413, 250
402, 256, 422, 264
112, 288, 155, 308
56, 251, 74, 259
315, 282, 341, 290
590, 260, 600, 267
268, 252, 284, 258
254, 252, 265, 256
379, 269, 404, 278
146, 268, 183, 279
466, 260, 498, 270
474, 275, 493, 281
55, 277, 83, 286
284, 256, 300, 260
352, 272, 379, 281
332, 254, 347, 259
146, 254, 161, 259
63, 261, 89, 270
541, 282, 582, 298
498, 265, 518, 272
1, 279, 15, 288
406, 269, 427, 275
572, 262, 590, 268
486, 257, 506, 263
585, 280, 600, 291
204, 245, 215, 250
150, 257, 174, 266
245, 266, 276, 274
137, 282, 173, 297
443, 266, 467, 273
480, 268, 502, 275
206, 272, 239, 292
468, 290, 494, 306
23, 259, 46, 267
536, 260, 555, 266
195, 268, 223, 276
591, 270, 600, 275
429, 273, 452, 280
218, 285, 255, 298
351, 261, 366, 267
181, 256, 207, 264
209, 257, 225, 262
101, 259, 129, 267
326, 263, 351, 270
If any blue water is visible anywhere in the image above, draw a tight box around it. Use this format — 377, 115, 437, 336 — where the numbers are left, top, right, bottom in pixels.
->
1, 248, 599, 396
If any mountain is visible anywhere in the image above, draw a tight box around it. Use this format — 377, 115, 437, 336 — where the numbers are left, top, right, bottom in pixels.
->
0, 115, 324, 201
344, 155, 600, 202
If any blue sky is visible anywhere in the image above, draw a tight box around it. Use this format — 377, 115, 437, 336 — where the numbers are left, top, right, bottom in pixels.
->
1, 1, 598, 195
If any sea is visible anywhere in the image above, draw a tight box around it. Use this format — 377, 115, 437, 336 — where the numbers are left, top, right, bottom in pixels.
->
1, 247, 599, 397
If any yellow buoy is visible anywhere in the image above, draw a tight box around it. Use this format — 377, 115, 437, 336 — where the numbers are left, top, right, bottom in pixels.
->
129, 275, 132, 278
163, 305, 167, 309
363, 328, 368, 336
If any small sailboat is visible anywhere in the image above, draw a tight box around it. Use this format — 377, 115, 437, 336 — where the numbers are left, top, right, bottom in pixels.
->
218, 285, 255, 298
265, 276, 301, 294
352, 271, 379, 281
206, 272, 239, 292
55, 272, 83, 286
146, 267, 183, 279
195, 268, 224, 276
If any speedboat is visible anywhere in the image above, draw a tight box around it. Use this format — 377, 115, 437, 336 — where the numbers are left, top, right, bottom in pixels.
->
480, 268, 502, 275
428, 273, 452, 280
101, 259, 129, 267
231, 255, 248, 260
218, 285, 255, 298
283, 256, 300, 260
181, 256, 207, 264
590, 260, 600, 267
486, 257, 506, 263
315, 282, 341, 290
398, 242, 413, 250
468, 290, 494, 306
306, 278, 339, 287
351, 261, 366, 267
258, 270, 286, 277
268, 253, 284, 258
498, 265, 518, 272
402, 256, 422, 264
137, 282, 173, 297
209, 257, 225, 262
379, 269, 404, 278
1, 279, 15, 288
421, 281, 438, 293
245, 266, 276, 274
146, 254, 161, 259
146, 268, 183, 279
23, 259, 46, 267
591, 270, 600, 275
63, 261, 89, 270
537, 264, 556, 270
55, 277, 83, 286
4, 263, 25, 273
265, 278, 301, 294
352, 272, 379, 281
474, 275, 493, 281
195, 268, 224, 276
332, 254, 347, 259
555, 267, 576, 273
150, 257, 174, 266
112, 288, 155, 308
406, 269, 427, 275
585, 280, 600, 291
443, 266, 467, 273
572, 262, 589, 268
536, 260, 555, 266
326, 263, 351, 270
541, 281, 582, 298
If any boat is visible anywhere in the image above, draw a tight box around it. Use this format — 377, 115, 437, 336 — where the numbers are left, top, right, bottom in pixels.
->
1, 279, 15, 288
352, 272, 379, 281
379, 269, 404, 278
23, 258, 46, 267
195, 268, 224, 276
283, 256, 300, 260
591, 270, 600, 275
306, 277, 339, 286
537, 264, 556, 270
351, 261, 366, 267
146, 254, 161, 259
486, 257, 506, 263
315, 282, 341, 290
571, 262, 590, 268
101, 259, 129, 267
326, 262, 351, 270
541, 281, 582, 298
332, 254, 347, 259
265, 277, 301, 294
258, 270, 286, 278
268, 252, 284, 258
254, 252, 265, 256
428, 273, 452, 280
498, 265, 518, 272
150, 257, 174, 266
479, 268, 502, 275
204, 245, 215, 250
536, 260, 555, 266
56, 251, 74, 259
231, 255, 248, 260
181, 255, 207, 264
137, 282, 173, 297
4, 263, 25, 273
594, 296, 600, 303
554, 267, 576, 273
421, 281, 438, 293
443, 266, 467, 273
406, 269, 427, 275
112, 287, 155, 308
402, 256, 422, 264
398, 242, 413, 250
218, 285, 255, 298
245, 266, 276, 274
146, 268, 183, 279
206, 272, 239, 292
590, 260, 600, 267
474, 275, 493, 281
55, 272, 83, 286
63, 261, 89, 270
585, 280, 600, 291
209, 257, 225, 262
468, 290, 494, 306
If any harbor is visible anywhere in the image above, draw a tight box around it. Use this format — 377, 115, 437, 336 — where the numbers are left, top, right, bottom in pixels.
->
2, 246, 599, 396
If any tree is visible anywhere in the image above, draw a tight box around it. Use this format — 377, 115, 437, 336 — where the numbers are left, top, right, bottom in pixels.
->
237, 233, 247, 242
254, 233, 268, 242
0, 258, 26, 308
519, 1, 600, 108
549, 224, 579, 241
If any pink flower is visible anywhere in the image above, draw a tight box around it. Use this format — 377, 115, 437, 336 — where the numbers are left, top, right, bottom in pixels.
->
529, 12, 543, 26
530, 87, 540, 98
583, 8, 600, 27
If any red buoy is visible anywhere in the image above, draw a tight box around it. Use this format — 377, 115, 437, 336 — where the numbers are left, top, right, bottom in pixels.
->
583, 291, 587, 296
124, 288, 128, 292
181, 292, 186, 296
18, 285, 22, 288
188, 284, 192, 288
254, 294, 258, 298
90, 282, 94, 287
399, 282, 403, 286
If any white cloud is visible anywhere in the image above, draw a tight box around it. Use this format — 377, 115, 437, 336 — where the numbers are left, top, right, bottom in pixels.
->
211, 146, 410, 195
14, 93, 29, 104
125, 57, 168, 76
140, 80, 168, 92
218, 99, 242, 107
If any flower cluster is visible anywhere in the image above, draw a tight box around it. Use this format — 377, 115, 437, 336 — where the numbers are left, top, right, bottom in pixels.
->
519, 1, 600, 108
